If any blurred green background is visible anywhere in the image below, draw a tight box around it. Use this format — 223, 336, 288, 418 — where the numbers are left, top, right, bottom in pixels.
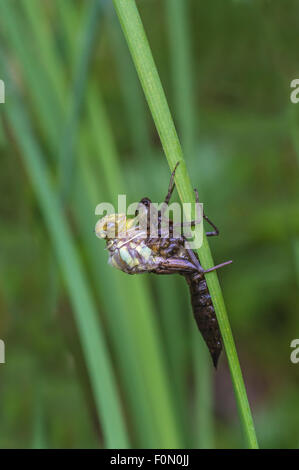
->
0, 0, 298, 449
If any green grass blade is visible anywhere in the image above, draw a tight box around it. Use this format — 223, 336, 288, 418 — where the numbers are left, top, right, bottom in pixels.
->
192, 327, 213, 448
57, 0, 104, 199
5, 1, 155, 445
112, 0, 259, 449
4, 0, 181, 447
85, 95, 183, 447
2, 68, 129, 448
0, 1, 63, 149
31, 386, 47, 449
21, 0, 67, 107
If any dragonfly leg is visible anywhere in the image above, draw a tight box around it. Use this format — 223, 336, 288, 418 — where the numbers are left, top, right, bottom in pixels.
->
181, 217, 217, 234
182, 215, 218, 236
153, 256, 202, 275
185, 246, 205, 274
193, 188, 219, 237
204, 260, 233, 274
154, 249, 232, 278
190, 260, 232, 281
184, 236, 232, 278
164, 162, 180, 205
204, 214, 219, 237
173, 219, 202, 228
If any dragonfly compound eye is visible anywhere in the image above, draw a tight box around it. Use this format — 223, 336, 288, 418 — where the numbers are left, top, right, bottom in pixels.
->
95, 217, 109, 239
140, 197, 152, 207
95, 214, 128, 240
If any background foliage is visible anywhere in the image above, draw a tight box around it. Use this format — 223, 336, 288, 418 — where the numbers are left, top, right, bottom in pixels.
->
0, 0, 298, 448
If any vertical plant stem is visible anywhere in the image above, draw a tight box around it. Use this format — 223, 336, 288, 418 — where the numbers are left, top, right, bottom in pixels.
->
112, 0, 259, 449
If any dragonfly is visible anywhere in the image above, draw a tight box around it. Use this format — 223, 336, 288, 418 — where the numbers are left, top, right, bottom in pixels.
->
95, 163, 232, 367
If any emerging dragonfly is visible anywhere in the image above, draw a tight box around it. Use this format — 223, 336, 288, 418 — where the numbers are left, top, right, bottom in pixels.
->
95, 163, 232, 367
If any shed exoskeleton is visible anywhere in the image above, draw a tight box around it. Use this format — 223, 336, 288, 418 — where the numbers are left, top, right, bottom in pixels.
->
95, 163, 232, 367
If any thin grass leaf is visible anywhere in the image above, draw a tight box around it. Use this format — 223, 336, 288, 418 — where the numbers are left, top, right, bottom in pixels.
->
31, 384, 47, 449
59, 4, 182, 446
2, 63, 129, 448
6, 0, 156, 446
21, 0, 66, 107
5, 0, 182, 447
83, 100, 183, 446
0, 1, 63, 149
57, 0, 104, 199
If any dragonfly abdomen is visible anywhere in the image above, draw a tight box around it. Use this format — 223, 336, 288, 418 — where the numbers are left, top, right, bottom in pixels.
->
185, 274, 222, 368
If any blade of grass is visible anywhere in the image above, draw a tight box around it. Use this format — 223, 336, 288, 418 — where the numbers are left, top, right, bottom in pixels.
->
21, 9, 114, 440
1, 0, 108, 444
85, 88, 183, 447
112, 0, 259, 449
55, 0, 158, 444
21, 0, 66, 108
7, 0, 182, 446
55, 0, 82, 64
1, 63, 129, 448
58, 3, 182, 446
8, 0, 156, 446
31, 385, 47, 449
0, 0, 63, 150
192, 326, 213, 448
152, 275, 189, 438
72, 175, 158, 447
57, 0, 104, 200
57, 0, 158, 445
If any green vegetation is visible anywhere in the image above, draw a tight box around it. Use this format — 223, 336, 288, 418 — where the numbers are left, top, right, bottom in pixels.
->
0, 0, 298, 449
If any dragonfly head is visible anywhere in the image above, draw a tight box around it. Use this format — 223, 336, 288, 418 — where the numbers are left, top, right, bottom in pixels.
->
135, 197, 152, 217
139, 197, 152, 207
95, 214, 128, 240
